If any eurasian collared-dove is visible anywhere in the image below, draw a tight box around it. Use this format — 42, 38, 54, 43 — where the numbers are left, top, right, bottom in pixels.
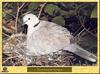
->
22, 14, 97, 62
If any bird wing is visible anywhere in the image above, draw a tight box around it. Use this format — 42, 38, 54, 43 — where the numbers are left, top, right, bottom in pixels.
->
27, 20, 72, 55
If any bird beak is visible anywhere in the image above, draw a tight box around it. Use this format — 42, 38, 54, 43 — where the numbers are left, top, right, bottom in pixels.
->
21, 24, 28, 34
21, 21, 28, 34
22, 20, 28, 26
22, 23, 25, 26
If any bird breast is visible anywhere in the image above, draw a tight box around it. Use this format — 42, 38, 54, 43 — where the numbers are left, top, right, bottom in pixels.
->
27, 21, 72, 56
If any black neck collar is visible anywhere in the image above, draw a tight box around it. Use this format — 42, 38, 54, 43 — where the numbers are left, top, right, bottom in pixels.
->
33, 21, 40, 27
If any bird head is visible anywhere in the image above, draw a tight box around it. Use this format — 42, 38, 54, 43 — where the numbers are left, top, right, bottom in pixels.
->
22, 14, 39, 27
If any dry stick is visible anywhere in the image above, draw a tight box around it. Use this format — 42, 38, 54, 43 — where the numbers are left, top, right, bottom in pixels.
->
73, 29, 85, 44
3, 56, 18, 64
3, 3, 8, 8
76, 28, 85, 40
22, 11, 31, 16
78, 16, 96, 37
3, 33, 10, 37
15, 3, 25, 33
73, 26, 82, 36
7, 33, 26, 42
2, 26, 13, 33
38, 2, 47, 19
77, 28, 85, 37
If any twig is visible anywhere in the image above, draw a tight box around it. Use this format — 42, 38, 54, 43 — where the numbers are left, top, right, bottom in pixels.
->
15, 3, 25, 33
76, 28, 85, 38
73, 26, 82, 36
2, 26, 13, 33
38, 2, 47, 19
77, 16, 97, 37
3, 33, 10, 37
7, 33, 26, 41
3, 56, 18, 64
22, 11, 32, 16
3, 3, 8, 8
74, 28, 85, 43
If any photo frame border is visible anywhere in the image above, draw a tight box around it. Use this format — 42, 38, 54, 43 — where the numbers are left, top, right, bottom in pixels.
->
0, 0, 99, 73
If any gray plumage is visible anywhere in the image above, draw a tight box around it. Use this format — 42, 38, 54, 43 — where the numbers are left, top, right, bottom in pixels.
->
23, 14, 97, 62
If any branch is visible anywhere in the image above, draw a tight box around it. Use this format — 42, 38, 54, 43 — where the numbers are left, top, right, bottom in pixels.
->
3, 33, 10, 37
2, 26, 13, 33
7, 33, 26, 42
3, 56, 18, 64
38, 2, 47, 19
15, 3, 25, 33
77, 16, 97, 37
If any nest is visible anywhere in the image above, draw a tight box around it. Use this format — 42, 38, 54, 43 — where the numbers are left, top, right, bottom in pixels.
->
2, 33, 96, 66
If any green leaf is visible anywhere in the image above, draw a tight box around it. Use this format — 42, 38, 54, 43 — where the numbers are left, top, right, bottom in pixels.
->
60, 10, 75, 17
28, 3, 39, 11
52, 16, 65, 26
91, 6, 97, 18
60, 10, 69, 16
44, 4, 59, 15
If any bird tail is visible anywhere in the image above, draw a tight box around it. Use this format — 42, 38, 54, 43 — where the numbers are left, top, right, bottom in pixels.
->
63, 43, 97, 62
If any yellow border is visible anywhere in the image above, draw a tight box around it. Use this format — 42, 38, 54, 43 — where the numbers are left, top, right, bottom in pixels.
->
0, 0, 2, 72
2, 0, 98, 2
0, 0, 99, 73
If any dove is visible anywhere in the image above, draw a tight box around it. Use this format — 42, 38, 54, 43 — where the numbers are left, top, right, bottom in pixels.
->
22, 13, 97, 62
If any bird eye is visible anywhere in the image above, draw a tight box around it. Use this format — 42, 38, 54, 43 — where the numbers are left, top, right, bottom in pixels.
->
28, 18, 30, 20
